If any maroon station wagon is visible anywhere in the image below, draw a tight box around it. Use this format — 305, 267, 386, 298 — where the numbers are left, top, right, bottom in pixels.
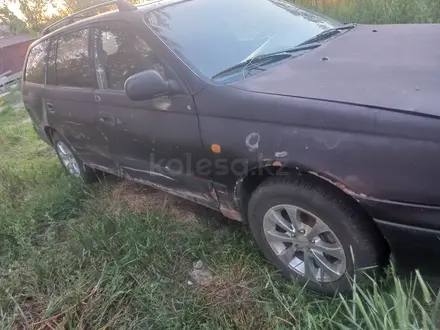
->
22, 0, 440, 294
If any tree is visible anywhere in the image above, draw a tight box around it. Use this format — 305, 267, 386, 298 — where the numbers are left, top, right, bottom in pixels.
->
16, 0, 52, 32
58, 0, 109, 15
0, 3, 27, 35
0, 0, 148, 34
58, 0, 146, 16
0, 0, 52, 33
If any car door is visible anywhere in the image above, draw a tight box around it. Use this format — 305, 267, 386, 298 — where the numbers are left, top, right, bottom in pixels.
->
91, 22, 218, 209
22, 39, 50, 133
44, 28, 115, 170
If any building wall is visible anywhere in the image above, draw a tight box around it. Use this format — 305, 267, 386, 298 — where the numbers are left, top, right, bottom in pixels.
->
0, 40, 34, 76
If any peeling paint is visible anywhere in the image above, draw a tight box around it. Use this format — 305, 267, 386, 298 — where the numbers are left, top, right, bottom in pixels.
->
65, 120, 81, 126
275, 151, 288, 158
325, 138, 340, 150
88, 164, 118, 176
123, 166, 176, 181
127, 176, 218, 211
308, 171, 368, 199
334, 181, 368, 198
153, 97, 172, 111
72, 131, 87, 140
220, 205, 242, 221
245, 132, 260, 152
209, 188, 218, 200
100, 130, 109, 143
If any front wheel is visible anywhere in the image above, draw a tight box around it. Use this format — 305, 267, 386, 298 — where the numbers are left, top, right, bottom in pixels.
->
52, 132, 97, 183
248, 176, 387, 295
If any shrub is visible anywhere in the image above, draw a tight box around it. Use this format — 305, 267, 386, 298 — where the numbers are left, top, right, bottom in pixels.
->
294, 0, 440, 24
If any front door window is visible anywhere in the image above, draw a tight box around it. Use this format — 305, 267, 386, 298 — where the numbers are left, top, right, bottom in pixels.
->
92, 24, 165, 91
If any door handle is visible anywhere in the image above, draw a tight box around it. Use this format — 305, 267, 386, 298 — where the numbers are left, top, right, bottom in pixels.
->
99, 115, 115, 126
47, 103, 55, 113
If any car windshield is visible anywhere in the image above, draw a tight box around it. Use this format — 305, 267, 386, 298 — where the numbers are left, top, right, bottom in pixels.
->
145, 0, 342, 82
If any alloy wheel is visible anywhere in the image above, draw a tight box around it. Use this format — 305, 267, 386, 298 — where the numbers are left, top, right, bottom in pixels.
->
56, 141, 81, 176
263, 204, 347, 283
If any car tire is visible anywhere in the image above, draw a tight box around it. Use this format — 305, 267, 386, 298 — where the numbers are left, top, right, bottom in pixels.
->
248, 175, 387, 295
52, 132, 97, 183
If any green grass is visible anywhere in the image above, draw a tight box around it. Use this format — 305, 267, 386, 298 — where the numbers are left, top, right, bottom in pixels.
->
1, 100, 440, 329
295, 0, 440, 24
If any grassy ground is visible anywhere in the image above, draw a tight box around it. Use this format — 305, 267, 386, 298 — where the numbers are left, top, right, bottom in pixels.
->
1, 99, 440, 329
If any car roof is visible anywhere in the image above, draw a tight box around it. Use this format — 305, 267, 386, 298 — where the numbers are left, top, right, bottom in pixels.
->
36, 0, 186, 43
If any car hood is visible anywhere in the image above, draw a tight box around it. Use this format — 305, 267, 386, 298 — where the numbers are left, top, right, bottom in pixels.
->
232, 24, 440, 116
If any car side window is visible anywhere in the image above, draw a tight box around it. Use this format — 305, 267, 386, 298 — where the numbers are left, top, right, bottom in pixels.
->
55, 28, 93, 88
25, 40, 49, 84
92, 24, 165, 90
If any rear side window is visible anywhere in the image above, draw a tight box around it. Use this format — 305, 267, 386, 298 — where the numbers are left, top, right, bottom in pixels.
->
25, 40, 49, 84
55, 29, 93, 88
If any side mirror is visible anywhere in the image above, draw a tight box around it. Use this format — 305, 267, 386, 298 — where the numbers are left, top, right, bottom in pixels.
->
124, 70, 179, 101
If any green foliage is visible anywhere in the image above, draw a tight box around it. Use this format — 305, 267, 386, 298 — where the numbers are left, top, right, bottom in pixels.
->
0, 3, 27, 35
295, 0, 440, 24
333, 270, 440, 330
55, 0, 148, 19
55, 0, 118, 17
16, 0, 53, 32
0, 0, 53, 33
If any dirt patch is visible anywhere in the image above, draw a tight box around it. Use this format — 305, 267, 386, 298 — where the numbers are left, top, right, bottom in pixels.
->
196, 265, 267, 330
109, 180, 209, 222
15, 286, 109, 330
14, 296, 45, 329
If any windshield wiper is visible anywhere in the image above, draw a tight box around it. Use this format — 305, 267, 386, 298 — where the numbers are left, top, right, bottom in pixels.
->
299, 23, 356, 46
212, 42, 321, 80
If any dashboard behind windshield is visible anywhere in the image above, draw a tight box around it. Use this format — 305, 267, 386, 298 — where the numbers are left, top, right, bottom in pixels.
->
145, 0, 340, 82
